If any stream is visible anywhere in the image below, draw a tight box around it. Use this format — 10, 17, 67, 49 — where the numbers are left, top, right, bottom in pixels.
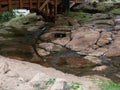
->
0, 24, 120, 83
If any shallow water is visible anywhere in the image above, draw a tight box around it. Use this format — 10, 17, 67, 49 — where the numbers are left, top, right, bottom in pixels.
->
0, 26, 120, 83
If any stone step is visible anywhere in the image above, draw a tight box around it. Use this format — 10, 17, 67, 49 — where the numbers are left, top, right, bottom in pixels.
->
115, 15, 120, 19
115, 19, 120, 24
114, 25, 120, 31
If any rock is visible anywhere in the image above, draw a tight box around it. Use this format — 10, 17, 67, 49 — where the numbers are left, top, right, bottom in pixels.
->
37, 48, 50, 56
51, 78, 67, 90
53, 37, 70, 46
104, 37, 120, 57
66, 27, 99, 52
97, 32, 112, 47
27, 26, 40, 31
15, 83, 34, 90
6, 71, 19, 78
94, 20, 114, 26
95, 24, 114, 31
115, 19, 120, 24
114, 25, 120, 31
35, 21, 45, 27
92, 13, 112, 20
69, 19, 81, 27
39, 43, 65, 52
92, 65, 108, 71
84, 56, 102, 65
115, 72, 120, 78
28, 73, 49, 86
88, 48, 108, 56
0, 62, 9, 74
37, 15, 44, 21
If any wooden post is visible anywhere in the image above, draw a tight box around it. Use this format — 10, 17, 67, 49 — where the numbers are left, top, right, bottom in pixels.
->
54, 0, 57, 17
64, 0, 70, 15
0, 1, 2, 15
37, 0, 40, 10
8, 0, 12, 11
30, 0, 32, 9
20, 0, 23, 8
45, 4, 49, 16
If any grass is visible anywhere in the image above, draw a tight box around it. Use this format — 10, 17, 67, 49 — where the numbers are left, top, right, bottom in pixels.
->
68, 11, 92, 21
101, 80, 120, 90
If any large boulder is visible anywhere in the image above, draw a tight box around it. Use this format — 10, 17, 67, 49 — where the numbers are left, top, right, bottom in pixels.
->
66, 27, 99, 53
104, 34, 120, 57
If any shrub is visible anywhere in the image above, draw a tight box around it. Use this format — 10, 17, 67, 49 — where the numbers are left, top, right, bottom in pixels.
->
69, 11, 92, 21
0, 11, 16, 22
111, 8, 120, 15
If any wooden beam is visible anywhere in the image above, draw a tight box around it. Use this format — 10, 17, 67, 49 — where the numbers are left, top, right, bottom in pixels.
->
8, 0, 12, 10
20, 0, 23, 8
45, 4, 49, 16
39, 0, 50, 11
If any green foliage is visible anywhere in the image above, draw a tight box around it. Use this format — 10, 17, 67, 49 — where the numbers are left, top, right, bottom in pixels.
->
65, 82, 83, 90
0, 11, 16, 22
101, 80, 120, 90
111, 0, 117, 2
69, 11, 92, 21
111, 8, 120, 15
33, 78, 56, 90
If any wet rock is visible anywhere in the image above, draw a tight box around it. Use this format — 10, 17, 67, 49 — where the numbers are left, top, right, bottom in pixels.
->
0, 62, 9, 74
51, 78, 67, 90
92, 65, 108, 71
37, 49, 50, 56
84, 56, 102, 65
66, 27, 99, 52
97, 32, 112, 47
65, 57, 94, 68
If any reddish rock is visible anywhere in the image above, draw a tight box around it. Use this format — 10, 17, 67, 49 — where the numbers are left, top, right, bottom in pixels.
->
97, 32, 112, 47
104, 37, 120, 57
66, 27, 99, 52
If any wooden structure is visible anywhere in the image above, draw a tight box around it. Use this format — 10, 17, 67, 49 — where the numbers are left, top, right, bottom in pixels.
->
0, 0, 82, 20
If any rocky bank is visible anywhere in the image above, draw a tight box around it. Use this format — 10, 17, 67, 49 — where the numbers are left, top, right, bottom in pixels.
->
0, 55, 109, 90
